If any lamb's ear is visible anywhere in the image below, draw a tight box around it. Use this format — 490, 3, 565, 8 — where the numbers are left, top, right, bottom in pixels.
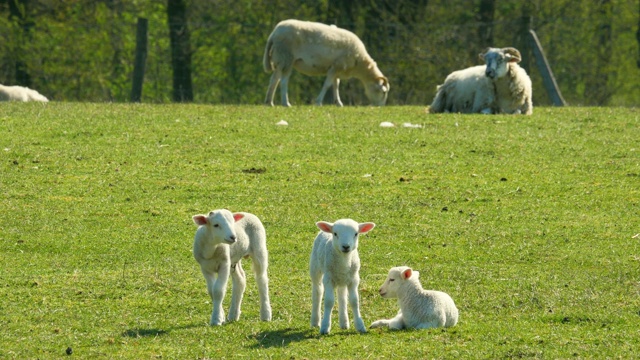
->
233, 213, 245, 222
358, 222, 376, 234
503, 47, 522, 63
316, 221, 334, 233
479, 48, 491, 61
193, 215, 208, 226
402, 268, 413, 280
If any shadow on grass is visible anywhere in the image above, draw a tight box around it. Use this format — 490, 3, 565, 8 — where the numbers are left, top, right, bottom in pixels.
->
121, 323, 201, 338
248, 327, 318, 348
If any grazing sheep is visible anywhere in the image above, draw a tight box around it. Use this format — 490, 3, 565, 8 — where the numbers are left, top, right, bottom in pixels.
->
310, 219, 375, 334
263, 19, 390, 107
192, 209, 271, 325
370, 266, 458, 330
429, 47, 532, 115
0, 84, 49, 102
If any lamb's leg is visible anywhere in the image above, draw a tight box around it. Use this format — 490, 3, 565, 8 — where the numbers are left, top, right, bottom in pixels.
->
227, 262, 246, 322
251, 251, 272, 321
206, 265, 229, 326
320, 275, 335, 334
310, 269, 323, 328
347, 279, 366, 333
370, 311, 405, 329
279, 67, 293, 107
332, 78, 343, 107
265, 70, 281, 106
337, 286, 349, 329
316, 68, 339, 106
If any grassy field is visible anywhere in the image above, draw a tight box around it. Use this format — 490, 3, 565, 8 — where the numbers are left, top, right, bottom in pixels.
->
1, 103, 639, 359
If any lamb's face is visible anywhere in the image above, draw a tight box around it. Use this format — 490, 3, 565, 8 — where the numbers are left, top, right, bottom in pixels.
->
480, 47, 522, 80
364, 77, 390, 106
379, 266, 416, 298
202, 210, 238, 244
316, 219, 375, 254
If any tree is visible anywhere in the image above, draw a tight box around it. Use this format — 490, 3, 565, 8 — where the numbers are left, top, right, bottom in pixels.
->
167, 0, 193, 102
7, 0, 33, 86
477, 0, 495, 47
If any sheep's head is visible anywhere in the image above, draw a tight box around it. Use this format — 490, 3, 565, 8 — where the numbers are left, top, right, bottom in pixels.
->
480, 47, 521, 79
364, 76, 390, 106
379, 266, 418, 298
193, 209, 244, 244
316, 219, 375, 254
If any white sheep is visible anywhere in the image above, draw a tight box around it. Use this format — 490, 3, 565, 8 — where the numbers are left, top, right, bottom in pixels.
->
429, 47, 532, 115
310, 219, 375, 334
263, 19, 390, 107
370, 266, 458, 330
192, 209, 271, 325
0, 84, 49, 102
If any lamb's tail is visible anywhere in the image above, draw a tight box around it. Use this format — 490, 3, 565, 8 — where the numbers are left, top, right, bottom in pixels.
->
263, 37, 274, 73
428, 84, 447, 113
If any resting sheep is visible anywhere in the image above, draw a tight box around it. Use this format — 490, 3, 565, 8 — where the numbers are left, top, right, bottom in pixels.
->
263, 19, 390, 107
370, 266, 458, 330
429, 47, 532, 115
310, 219, 375, 334
192, 209, 271, 325
0, 84, 49, 102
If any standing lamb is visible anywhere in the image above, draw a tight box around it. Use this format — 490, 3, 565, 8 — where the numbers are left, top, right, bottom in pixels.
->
370, 266, 458, 330
192, 209, 271, 325
310, 219, 375, 334
0, 84, 49, 102
263, 19, 390, 107
429, 47, 532, 115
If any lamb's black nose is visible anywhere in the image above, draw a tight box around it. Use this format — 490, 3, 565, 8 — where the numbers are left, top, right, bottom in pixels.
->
342, 245, 350, 252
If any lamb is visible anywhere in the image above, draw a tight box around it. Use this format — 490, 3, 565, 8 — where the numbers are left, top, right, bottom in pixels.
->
263, 19, 390, 107
370, 266, 458, 330
429, 47, 532, 115
192, 209, 271, 325
310, 219, 375, 334
0, 84, 49, 102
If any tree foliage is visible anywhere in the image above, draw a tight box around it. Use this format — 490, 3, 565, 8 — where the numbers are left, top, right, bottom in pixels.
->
0, 0, 637, 105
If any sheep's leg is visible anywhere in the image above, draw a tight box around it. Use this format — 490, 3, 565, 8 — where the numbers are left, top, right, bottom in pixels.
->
347, 280, 366, 333
265, 70, 281, 106
310, 269, 323, 328
227, 262, 246, 322
206, 265, 229, 326
387, 312, 406, 330
279, 67, 293, 107
337, 286, 349, 329
251, 251, 272, 321
316, 68, 341, 106
320, 275, 335, 334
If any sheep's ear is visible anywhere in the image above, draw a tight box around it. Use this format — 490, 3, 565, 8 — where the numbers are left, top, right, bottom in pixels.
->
193, 215, 208, 226
402, 268, 413, 280
233, 213, 245, 222
316, 221, 334, 233
358, 222, 376, 234
503, 47, 522, 63
478, 48, 491, 61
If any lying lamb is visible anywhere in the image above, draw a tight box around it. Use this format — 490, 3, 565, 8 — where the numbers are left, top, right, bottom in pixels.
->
370, 266, 458, 330
429, 47, 532, 115
192, 209, 271, 325
310, 219, 375, 334
0, 84, 49, 102
263, 19, 390, 107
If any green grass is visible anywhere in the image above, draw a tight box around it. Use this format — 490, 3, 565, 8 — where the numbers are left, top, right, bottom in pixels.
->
1, 103, 639, 359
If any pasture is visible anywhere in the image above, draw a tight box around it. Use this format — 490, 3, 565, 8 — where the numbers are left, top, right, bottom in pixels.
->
1, 103, 639, 359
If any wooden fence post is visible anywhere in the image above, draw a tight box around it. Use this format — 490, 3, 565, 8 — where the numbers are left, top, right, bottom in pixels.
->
131, 17, 148, 102
529, 29, 566, 106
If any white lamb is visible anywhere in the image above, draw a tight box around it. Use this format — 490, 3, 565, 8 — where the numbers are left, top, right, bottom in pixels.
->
370, 266, 458, 330
429, 47, 532, 115
263, 19, 390, 107
192, 209, 271, 325
0, 84, 49, 102
310, 219, 376, 334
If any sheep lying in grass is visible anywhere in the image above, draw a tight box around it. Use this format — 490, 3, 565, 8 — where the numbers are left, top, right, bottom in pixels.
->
192, 210, 271, 325
370, 266, 458, 330
0, 84, 49, 102
429, 47, 532, 115
310, 219, 376, 334
263, 19, 390, 107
